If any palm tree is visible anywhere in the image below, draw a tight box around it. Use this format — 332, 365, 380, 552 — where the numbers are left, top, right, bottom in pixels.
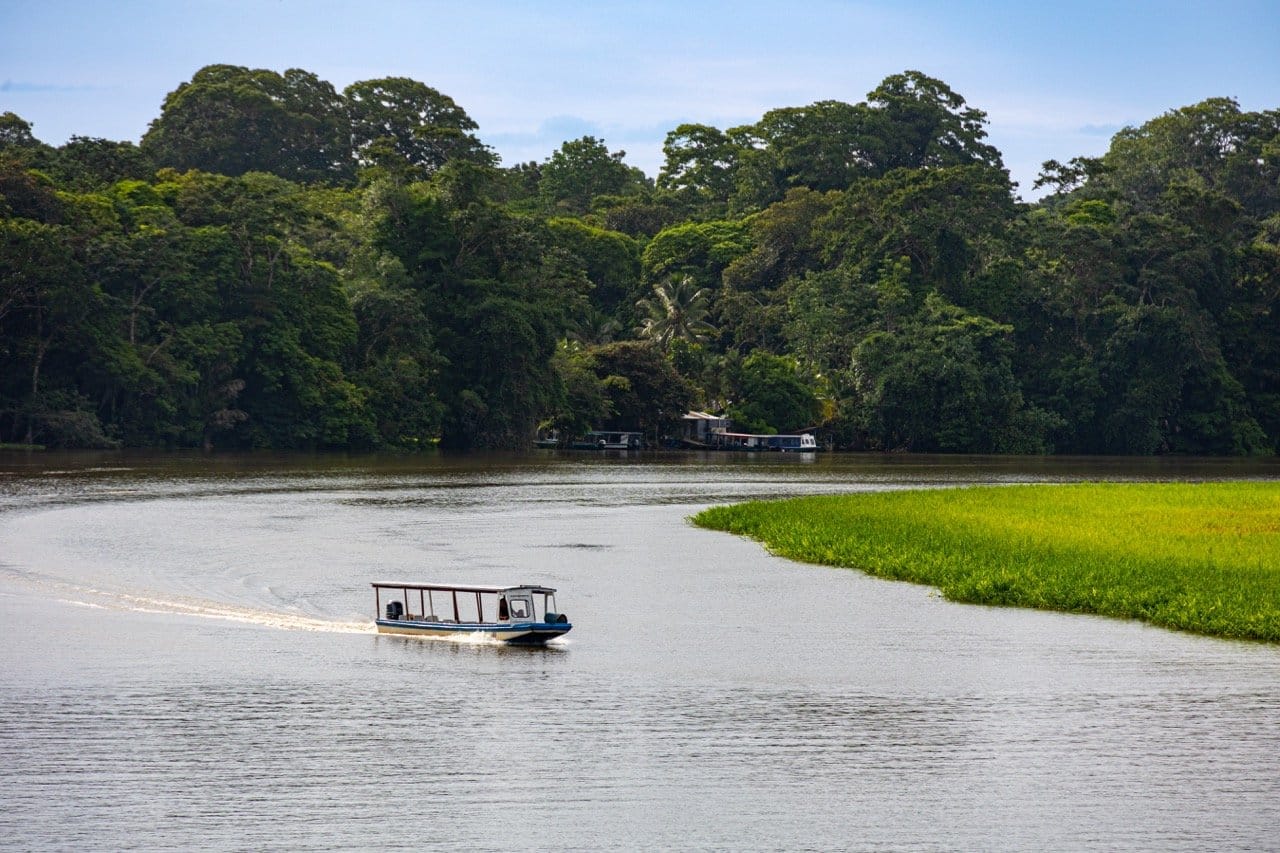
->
635, 275, 718, 349
568, 308, 622, 346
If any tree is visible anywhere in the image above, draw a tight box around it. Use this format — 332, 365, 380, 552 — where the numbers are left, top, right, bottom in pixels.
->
590, 193, 682, 238
1097, 303, 1267, 454
726, 351, 822, 433
742, 100, 873, 199
653, 72, 1004, 215
658, 123, 739, 211
6, 63, 1278, 458
851, 295, 1056, 453
346, 284, 443, 446
589, 341, 696, 438
863, 70, 1003, 174
142, 65, 352, 182
158, 170, 375, 448
0, 112, 54, 171
1033, 156, 1105, 197
1094, 99, 1280, 216
719, 187, 837, 351
373, 172, 589, 449
0, 157, 63, 222
545, 217, 642, 320
0, 112, 39, 148
635, 275, 718, 349
539, 136, 649, 214
0, 219, 115, 446
568, 308, 622, 346
344, 77, 494, 177
51, 137, 154, 190
821, 164, 1018, 299
543, 342, 611, 439
640, 218, 751, 289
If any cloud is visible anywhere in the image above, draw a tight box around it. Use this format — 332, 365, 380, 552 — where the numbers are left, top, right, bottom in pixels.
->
538, 115, 602, 140
485, 115, 600, 148
1078, 122, 1124, 137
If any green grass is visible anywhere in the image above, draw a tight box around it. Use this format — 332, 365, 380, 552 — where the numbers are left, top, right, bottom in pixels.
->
692, 482, 1280, 642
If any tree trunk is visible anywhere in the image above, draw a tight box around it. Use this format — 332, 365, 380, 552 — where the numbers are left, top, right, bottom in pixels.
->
25, 316, 48, 446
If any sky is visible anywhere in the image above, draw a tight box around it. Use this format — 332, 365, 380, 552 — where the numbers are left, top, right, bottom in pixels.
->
1, 0, 1278, 199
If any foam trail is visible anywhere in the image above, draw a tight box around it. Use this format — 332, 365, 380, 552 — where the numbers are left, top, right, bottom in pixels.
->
434, 631, 504, 645
382, 630, 570, 648
20, 575, 373, 634
112, 591, 374, 633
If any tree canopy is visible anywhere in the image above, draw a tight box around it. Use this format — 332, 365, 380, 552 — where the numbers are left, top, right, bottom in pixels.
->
3, 66, 1277, 455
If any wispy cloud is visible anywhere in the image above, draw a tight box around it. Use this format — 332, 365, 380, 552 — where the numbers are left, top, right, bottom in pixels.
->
1078, 123, 1124, 137
484, 115, 602, 149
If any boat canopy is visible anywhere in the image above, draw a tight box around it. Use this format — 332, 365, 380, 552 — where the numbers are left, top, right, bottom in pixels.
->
371, 581, 557, 595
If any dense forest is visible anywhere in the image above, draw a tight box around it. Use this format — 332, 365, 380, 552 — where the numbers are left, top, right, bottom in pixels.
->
2, 65, 1278, 453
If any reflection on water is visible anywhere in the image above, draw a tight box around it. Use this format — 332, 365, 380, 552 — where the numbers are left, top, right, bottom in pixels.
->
1, 450, 1278, 850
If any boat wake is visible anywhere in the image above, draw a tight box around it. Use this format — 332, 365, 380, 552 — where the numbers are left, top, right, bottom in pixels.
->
101, 589, 374, 634
3, 571, 373, 634
430, 631, 505, 645
381, 630, 571, 648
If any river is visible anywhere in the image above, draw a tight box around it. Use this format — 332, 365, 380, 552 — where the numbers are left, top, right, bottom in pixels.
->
1, 450, 1278, 851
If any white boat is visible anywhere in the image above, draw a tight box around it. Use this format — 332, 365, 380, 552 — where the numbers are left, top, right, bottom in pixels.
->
709, 431, 817, 451
372, 582, 572, 645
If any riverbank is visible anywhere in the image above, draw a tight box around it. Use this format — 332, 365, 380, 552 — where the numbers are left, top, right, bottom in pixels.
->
692, 482, 1280, 642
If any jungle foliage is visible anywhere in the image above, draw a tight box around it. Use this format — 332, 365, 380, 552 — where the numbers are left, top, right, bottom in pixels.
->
2, 66, 1278, 453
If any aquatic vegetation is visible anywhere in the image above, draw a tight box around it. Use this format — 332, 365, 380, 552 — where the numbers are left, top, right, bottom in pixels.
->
693, 482, 1280, 642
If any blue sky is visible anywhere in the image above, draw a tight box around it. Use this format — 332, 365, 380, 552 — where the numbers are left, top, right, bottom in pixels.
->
2, 0, 1277, 198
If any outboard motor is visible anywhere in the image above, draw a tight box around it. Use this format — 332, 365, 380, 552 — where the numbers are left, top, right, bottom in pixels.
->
386, 600, 403, 620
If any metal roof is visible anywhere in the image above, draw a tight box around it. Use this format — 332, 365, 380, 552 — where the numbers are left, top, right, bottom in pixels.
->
371, 582, 557, 594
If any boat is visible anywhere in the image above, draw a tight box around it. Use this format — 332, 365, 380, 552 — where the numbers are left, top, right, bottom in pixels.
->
533, 429, 561, 448
372, 581, 572, 645
709, 431, 817, 452
569, 430, 644, 450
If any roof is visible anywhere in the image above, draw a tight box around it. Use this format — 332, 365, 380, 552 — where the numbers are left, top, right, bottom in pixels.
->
682, 411, 727, 420
372, 582, 557, 594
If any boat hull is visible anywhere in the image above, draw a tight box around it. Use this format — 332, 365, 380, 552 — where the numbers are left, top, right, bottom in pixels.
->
375, 618, 571, 645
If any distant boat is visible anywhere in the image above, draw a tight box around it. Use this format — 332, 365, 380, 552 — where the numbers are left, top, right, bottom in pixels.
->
569, 430, 644, 450
372, 582, 572, 645
534, 431, 562, 448
709, 431, 817, 452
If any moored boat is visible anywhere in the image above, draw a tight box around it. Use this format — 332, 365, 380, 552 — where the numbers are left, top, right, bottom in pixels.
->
568, 430, 644, 450
372, 581, 572, 645
708, 431, 817, 451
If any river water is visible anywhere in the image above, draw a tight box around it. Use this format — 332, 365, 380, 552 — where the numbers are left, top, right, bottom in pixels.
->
1, 450, 1278, 851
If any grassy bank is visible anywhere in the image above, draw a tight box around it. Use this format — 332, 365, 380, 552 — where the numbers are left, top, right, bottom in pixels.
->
692, 482, 1280, 642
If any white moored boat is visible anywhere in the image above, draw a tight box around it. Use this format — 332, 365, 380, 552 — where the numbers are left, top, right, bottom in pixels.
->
372, 582, 572, 645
